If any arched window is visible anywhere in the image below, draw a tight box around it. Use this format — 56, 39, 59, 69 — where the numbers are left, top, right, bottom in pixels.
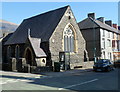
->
7, 46, 11, 60
15, 45, 19, 59
64, 26, 74, 52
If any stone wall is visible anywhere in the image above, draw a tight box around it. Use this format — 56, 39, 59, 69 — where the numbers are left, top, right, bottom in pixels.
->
49, 6, 86, 69
0, 38, 2, 69
83, 61, 94, 68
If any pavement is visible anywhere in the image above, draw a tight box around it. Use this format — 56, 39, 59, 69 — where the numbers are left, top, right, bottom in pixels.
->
1, 67, 93, 79
40, 67, 93, 77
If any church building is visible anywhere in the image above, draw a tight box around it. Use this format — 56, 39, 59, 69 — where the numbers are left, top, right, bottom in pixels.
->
3, 5, 88, 72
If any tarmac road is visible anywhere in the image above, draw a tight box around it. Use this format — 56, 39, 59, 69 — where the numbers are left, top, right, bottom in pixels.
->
1, 68, 119, 91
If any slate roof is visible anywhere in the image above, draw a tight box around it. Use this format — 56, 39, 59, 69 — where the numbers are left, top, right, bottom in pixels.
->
5, 5, 69, 45
78, 17, 120, 34
2, 33, 13, 43
28, 37, 46, 57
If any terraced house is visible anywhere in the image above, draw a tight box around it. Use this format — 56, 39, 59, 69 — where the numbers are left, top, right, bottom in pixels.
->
2, 6, 89, 73
78, 13, 120, 61
112, 24, 120, 60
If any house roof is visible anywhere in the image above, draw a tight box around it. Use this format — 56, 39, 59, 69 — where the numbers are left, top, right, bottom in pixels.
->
2, 33, 13, 43
28, 37, 47, 57
78, 17, 120, 34
5, 5, 69, 45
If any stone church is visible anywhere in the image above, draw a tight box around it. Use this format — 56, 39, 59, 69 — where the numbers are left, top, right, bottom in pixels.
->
3, 5, 88, 72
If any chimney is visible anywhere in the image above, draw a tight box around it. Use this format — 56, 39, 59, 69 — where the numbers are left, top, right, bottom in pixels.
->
105, 20, 112, 26
97, 17, 104, 23
113, 24, 118, 29
118, 26, 120, 30
88, 13, 95, 19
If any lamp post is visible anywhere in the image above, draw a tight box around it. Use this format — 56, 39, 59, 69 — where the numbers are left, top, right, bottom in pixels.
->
94, 47, 97, 63
93, 20, 97, 64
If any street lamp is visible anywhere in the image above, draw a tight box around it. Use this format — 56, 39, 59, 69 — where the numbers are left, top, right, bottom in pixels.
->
93, 20, 97, 64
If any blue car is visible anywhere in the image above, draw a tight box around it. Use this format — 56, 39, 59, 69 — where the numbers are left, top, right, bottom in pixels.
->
93, 59, 114, 72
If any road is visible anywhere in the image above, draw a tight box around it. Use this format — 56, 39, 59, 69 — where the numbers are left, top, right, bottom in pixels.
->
1, 68, 119, 91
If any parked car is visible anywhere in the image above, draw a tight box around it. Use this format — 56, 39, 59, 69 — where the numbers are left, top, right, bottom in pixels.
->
93, 59, 114, 72
114, 60, 120, 68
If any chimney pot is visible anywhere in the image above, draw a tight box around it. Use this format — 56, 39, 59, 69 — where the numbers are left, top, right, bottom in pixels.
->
97, 17, 104, 23
105, 20, 112, 26
88, 13, 95, 19
113, 24, 118, 29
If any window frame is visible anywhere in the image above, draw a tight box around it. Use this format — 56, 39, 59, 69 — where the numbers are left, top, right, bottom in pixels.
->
63, 24, 76, 53
15, 45, 20, 59
7, 46, 11, 60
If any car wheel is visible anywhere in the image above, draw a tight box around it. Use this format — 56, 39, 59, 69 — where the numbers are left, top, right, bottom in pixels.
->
107, 67, 111, 72
93, 69, 97, 72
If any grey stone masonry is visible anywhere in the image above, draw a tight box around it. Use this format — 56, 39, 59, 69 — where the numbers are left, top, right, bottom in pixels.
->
49, 6, 86, 69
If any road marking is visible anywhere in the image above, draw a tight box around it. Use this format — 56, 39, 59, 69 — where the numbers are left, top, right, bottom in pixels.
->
20, 79, 32, 82
58, 78, 98, 90
1, 79, 21, 84
0, 82, 7, 85
8, 79, 20, 83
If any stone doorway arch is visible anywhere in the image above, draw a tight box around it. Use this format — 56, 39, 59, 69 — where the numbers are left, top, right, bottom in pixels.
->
24, 47, 34, 66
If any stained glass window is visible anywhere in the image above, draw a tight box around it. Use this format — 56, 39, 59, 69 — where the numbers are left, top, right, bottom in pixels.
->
64, 27, 74, 52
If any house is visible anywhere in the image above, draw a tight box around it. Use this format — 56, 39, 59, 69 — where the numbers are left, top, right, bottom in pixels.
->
3, 5, 88, 73
112, 24, 120, 60
78, 13, 120, 61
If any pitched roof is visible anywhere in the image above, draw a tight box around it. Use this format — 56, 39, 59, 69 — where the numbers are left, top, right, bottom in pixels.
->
78, 17, 120, 34
78, 18, 99, 29
28, 37, 46, 57
2, 33, 13, 43
5, 5, 69, 45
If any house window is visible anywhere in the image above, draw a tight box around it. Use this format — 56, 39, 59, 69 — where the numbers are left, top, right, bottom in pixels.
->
108, 32, 110, 38
64, 26, 75, 52
112, 33, 114, 39
15, 45, 19, 59
102, 38, 105, 49
116, 34, 118, 40
102, 30, 105, 37
103, 51, 105, 59
110, 53, 112, 60
107, 39, 111, 47
7, 46, 11, 60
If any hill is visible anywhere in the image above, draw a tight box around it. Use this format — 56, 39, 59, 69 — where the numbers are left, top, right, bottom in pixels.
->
0, 20, 19, 38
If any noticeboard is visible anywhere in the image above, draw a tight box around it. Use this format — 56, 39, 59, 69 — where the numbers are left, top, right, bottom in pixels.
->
59, 51, 70, 70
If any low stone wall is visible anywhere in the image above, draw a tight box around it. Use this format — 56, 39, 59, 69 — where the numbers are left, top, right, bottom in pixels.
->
32, 66, 53, 73
82, 61, 94, 68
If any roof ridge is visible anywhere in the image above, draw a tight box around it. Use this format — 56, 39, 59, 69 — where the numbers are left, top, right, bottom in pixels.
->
95, 19, 119, 34
5, 5, 69, 45
89, 17, 100, 27
26, 5, 69, 20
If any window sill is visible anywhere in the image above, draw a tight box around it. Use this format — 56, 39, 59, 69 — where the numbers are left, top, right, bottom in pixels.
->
70, 52, 76, 55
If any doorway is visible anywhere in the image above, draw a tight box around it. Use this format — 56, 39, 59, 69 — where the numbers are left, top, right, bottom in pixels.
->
24, 48, 33, 66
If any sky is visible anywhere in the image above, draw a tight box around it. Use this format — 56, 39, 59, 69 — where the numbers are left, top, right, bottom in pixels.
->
1, 2, 119, 25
